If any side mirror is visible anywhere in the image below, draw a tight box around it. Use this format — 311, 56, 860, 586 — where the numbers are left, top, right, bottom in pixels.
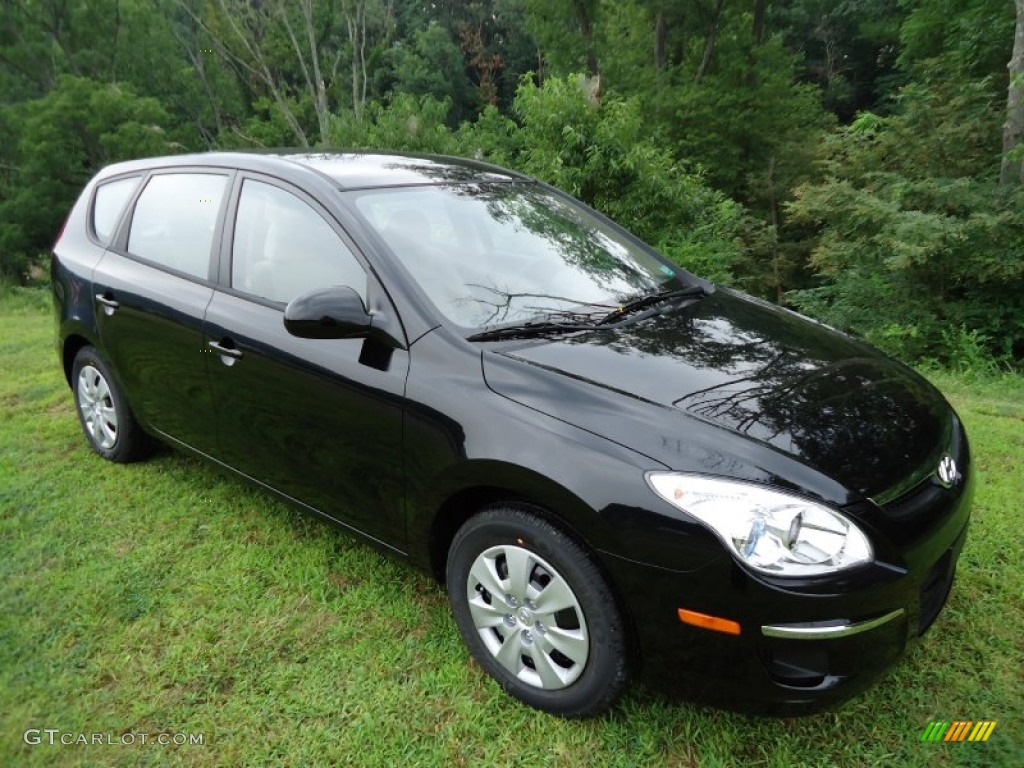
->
284, 285, 374, 340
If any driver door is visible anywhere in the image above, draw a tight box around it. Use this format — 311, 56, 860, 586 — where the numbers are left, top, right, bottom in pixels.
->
205, 175, 409, 549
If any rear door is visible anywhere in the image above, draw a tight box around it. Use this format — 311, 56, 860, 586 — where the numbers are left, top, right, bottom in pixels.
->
204, 174, 409, 550
92, 169, 232, 453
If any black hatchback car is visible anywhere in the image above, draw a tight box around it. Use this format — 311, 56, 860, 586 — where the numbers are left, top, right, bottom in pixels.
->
52, 151, 972, 717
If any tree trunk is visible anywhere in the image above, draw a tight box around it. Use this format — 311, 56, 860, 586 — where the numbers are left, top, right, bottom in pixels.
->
300, 0, 330, 143
695, 0, 726, 85
572, 0, 600, 78
110, 0, 121, 82
654, 11, 666, 82
343, 1, 368, 121
360, 6, 369, 113
279, 1, 328, 143
753, 0, 767, 45
1000, 0, 1024, 185
767, 155, 783, 305
347, 13, 361, 120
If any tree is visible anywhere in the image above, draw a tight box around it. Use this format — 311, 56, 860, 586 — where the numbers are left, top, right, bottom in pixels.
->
787, 78, 1024, 365
1001, 0, 1024, 184
341, 0, 396, 121
176, 0, 394, 144
0, 76, 173, 281
501, 76, 744, 280
524, 0, 602, 80
388, 24, 480, 124
176, 0, 312, 145
694, 0, 726, 85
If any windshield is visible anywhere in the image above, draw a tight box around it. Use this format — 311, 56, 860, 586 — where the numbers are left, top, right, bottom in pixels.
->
348, 183, 684, 329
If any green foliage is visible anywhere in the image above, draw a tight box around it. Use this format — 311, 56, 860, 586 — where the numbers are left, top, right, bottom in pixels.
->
665, 36, 833, 203
387, 24, 481, 124
523, 0, 601, 76
456, 104, 525, 163
0, 76, 174, 282
225, 96, 310, 150
771, 0, 907, 118
327, 92, 461, 154
899, 0, 1015, 79
788, 96, 1024, 366
0, 0, 1021, 372
499, 76, 744, 280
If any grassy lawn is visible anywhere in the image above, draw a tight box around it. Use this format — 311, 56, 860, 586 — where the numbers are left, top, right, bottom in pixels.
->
1, 293, 1021, 767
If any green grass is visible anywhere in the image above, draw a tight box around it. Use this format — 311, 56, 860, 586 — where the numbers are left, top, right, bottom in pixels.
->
1, 303, 1021, 767
0, 281, 52, 316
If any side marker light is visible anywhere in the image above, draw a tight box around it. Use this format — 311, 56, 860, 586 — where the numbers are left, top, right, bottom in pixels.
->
677, 608, 741, 635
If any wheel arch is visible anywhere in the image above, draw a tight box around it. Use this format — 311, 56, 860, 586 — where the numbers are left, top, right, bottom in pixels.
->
420, 466, 641, 668
426, 475, 644, 687
417, 461, 623, 580
427, 484, 529, 584
62, 333, 93, 387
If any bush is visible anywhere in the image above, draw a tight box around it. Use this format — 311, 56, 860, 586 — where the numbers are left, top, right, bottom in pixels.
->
787, 79, 1024, 369
484, 76, 745, 281
0, 76, 174, 284
327, 92, 460, 154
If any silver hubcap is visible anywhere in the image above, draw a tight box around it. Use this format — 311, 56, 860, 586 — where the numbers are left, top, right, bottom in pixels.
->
77, 365, 118, 450
467, 544, 589, 690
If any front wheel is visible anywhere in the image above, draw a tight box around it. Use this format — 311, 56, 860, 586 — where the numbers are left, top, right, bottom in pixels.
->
446, 505, 631, 717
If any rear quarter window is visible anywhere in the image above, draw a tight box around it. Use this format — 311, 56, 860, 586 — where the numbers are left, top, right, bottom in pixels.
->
91, 177, 142, 244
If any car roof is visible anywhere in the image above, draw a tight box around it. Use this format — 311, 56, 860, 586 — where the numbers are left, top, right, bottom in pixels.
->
95, 150, 531, 189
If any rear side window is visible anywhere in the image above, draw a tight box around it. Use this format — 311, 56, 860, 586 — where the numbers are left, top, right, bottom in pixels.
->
92, 177, 141, 244
127, 173, 228, 280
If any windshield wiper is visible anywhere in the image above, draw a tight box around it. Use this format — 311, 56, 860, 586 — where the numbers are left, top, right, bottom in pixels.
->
466, 316, 606, 342
598, 285, 708, 325
466, 285, 709, 342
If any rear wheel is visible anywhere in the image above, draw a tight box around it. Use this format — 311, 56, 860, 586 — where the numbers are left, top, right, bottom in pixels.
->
446, 505, 631, 717
71, 346, 152, 463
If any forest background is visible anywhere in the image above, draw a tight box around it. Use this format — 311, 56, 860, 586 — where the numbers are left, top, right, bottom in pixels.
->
3, 0, 1024, 371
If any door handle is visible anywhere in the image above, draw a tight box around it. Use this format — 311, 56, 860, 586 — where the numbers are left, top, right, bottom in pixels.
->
95, 293, 120, 315
207, 339, 243, 362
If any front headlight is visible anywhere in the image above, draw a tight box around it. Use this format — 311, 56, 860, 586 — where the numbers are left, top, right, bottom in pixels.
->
646, 473, 872, 577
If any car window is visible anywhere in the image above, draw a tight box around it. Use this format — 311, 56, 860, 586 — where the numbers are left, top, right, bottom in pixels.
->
350, 184, 675, 328
231, 179, 366, 305
127, 173, 228, 280
92, 177, 141, 244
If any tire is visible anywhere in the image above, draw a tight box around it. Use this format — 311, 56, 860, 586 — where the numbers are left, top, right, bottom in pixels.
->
71, 346, 152, 463
446, 505, 631, 718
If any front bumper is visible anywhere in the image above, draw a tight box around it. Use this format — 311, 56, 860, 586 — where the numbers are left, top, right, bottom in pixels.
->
601, 472, 972, 714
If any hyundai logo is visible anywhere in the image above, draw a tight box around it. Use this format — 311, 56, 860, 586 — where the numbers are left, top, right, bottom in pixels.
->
936, 455, 958, 488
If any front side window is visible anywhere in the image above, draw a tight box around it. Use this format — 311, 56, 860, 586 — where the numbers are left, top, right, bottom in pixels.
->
127, 173, 228, 279
350, 183, 680, 329
231, 179, 366, 305
92, 177, 141, 244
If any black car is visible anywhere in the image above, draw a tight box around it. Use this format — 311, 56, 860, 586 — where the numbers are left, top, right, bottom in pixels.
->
51, 151, 972, 717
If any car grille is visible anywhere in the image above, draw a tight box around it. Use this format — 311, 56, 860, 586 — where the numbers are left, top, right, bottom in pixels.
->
874, 415, 968, 548
882, 477, 949, 523
918, 549, 954, 635
875, 476, 959, 548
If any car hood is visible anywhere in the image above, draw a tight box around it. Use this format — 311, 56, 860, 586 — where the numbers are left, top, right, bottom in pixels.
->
481, 288, 953, 505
